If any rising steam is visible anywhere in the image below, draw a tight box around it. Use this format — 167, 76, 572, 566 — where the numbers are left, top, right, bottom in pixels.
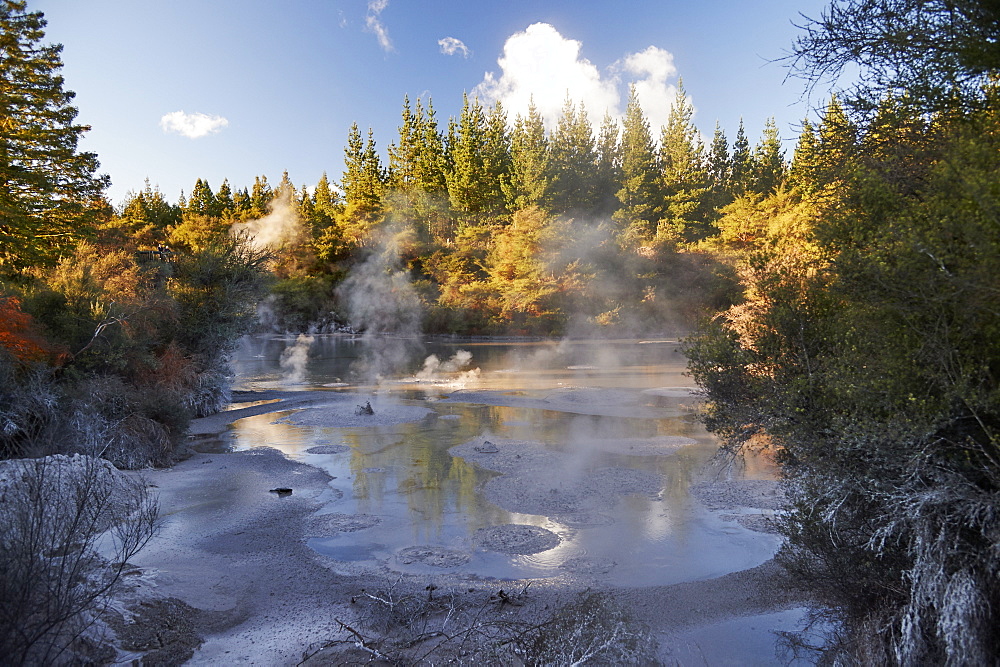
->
280, 333, 314, 383
337, 225, 423, 382
414, 350, 481, 387
230, 189, 303, 252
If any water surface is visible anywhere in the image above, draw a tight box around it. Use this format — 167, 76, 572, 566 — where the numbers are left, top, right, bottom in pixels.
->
228, 335, 780, 587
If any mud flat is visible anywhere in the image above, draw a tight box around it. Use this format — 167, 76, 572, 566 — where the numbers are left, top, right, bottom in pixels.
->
100, 388, 808, 664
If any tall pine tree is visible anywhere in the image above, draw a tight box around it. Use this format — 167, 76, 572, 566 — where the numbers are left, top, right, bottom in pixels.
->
614, 86, 660, 248
0, 0, 109, 271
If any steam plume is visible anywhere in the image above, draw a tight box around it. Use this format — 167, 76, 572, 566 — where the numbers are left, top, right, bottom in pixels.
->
230, 189, 303, 252
280, 334, 314, 384
337, 225, 423, 381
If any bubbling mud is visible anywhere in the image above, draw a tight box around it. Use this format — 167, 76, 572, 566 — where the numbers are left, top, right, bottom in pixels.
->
475, 524, 561, 555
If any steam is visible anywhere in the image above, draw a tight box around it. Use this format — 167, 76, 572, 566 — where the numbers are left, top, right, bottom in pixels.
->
337, 225, 423, 382
230, 189, 303, 252
280, 334, 314, 384
414, 350, 481, 387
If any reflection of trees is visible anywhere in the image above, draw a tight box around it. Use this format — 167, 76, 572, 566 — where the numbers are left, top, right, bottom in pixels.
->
341, 420, 494, 538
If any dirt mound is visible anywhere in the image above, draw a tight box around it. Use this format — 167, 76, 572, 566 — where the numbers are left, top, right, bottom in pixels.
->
475, 524, 561, 555
397, 546, 471, 568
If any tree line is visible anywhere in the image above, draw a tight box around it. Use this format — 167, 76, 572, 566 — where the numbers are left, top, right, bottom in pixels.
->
110, 84, 841, 335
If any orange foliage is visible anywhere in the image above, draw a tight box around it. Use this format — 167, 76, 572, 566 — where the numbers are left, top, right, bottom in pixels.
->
0, 297, 57, 364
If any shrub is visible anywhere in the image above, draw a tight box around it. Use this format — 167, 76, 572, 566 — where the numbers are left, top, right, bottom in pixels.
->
0, 454, 157, 664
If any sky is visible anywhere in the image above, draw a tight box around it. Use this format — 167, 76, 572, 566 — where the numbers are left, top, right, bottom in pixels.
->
32, 0, 833, 206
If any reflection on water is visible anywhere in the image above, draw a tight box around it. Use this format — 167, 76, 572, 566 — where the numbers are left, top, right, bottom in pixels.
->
228, 335, 780, 586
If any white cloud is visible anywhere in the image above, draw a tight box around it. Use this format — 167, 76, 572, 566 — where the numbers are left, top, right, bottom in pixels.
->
366, 0, 393, 52
159, 111, 229, 139
474, 23, 686, 135
474, 23, 619, 131
619, 46, 679, 134
438, 36, 470, 58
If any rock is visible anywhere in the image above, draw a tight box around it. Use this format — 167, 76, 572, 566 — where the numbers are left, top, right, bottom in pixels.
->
474, 440, 499, 454
269, 487, 293, 496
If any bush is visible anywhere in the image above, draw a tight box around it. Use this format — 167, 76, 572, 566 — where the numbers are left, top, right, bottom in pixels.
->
0, 454, 157, 664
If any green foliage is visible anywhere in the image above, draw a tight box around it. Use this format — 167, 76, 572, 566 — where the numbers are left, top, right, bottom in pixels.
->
689, 98, 1000, 664
614, 86, 661, 248
0, 1, 109, 273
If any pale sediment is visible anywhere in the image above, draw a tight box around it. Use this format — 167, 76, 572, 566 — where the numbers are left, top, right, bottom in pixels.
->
101, 388, 805, 664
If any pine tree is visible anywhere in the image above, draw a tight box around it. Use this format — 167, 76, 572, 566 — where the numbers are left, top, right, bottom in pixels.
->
730, 119, 752, 197
215, 179, 235, 217
412, 99, 452, 241
483, 101, 512, 218
594, 112, 622, 219
232, 187, 251, 217
446, 94, 490, 222
249, 175, 273, 218
387, 95, 419, 191
186, 178, 218, 216
750, 118, 787, 195
339, 124, 385, 241
706, 122, 731, 204
613, 86, 660, 247
0, 1, 110, 271
658, 80, 710, 241
506, 100, 550, 212
548, 97, 597, 214
275, 170, 295, 200
788, 119, 820, 193
119, 179, 180, 232
387, 96, 450, 241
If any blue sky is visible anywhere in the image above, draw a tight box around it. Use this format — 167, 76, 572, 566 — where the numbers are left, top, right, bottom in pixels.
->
33, 0, 831, 206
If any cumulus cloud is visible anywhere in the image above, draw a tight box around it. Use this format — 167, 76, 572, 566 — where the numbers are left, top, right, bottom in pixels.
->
474, 22, 686, 135
474, 23, 619, 131
366, 0, 392, 52
159, 111, 229, 139
619, 46, 679, 134
438, 36, 471, 58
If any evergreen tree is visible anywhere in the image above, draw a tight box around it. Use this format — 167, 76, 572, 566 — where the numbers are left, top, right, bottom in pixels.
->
387, 96, 450, 241
613, 86, 661, 247
0, 1, 110, 272
231, 187, 251, 217
593, 112, 622, 219
119, 179, 180, 232
548, 97, 598, 214
312, 172, 340, 225
412, 99, 452, 241
186, 178, 218, 216
730, 119, 752, 197
482, 101, 512, 218
750, 117, 787, 195
788, 118, 820, 193
413, 99, 448, 195
658, 80, 710, 241
446, 94, 491, 222
215, 179, 235, 217
706, 122, 733, 212
249, 175, 272, 218
506, 101, 550, 212
275, 170, 295, 200
338, 124, 385, 242
387, 95, 419, 191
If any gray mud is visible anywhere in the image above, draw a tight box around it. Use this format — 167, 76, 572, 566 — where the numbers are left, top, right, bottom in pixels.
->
451, 438, 665, 518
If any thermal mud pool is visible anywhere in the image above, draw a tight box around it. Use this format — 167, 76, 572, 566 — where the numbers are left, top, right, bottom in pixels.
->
118, 336, 812, 665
